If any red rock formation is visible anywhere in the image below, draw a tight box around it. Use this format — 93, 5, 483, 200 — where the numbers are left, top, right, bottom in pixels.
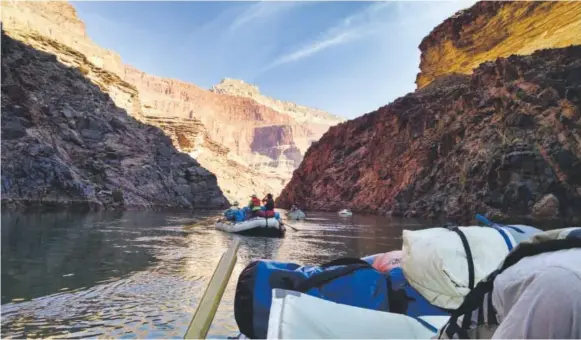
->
416, 1, 581, 88
1, 1, 344, 202
278, 46, 581, 225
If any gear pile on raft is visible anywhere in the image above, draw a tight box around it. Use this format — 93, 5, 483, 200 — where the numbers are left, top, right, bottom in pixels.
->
229, 215, 581, 339
216, 193, 286, 237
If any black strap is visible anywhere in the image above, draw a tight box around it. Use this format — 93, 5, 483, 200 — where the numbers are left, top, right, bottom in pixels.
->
500, 238, 581, 272
477, 302, 484, 326
461, 303, 473, 332
441, 237, 581, 339
445, 317, 469, 339
294, 262, 373, 293
447, 226, 475, 290
386, 276, 416, 314
319, 257, 372, 268
487, 290, 497, 325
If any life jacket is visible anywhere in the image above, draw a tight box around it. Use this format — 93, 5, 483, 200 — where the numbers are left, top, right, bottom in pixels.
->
438, 227, 581, 339
234, 258, 389, 339
251, 197, 261, 211
257, 210, 275, 218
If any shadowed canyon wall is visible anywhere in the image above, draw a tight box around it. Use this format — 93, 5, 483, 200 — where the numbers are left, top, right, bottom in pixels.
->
1, 32, 229, 210
1, 1, 344, 202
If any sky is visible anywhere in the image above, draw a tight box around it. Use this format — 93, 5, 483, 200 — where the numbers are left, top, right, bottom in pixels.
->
72, 1, 476, 119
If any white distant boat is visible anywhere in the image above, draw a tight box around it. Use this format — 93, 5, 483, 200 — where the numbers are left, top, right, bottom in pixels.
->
337, 209, 352, 216
287, 209, 306, 220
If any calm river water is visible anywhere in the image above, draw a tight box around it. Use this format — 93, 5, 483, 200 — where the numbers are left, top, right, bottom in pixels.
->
1, 210, 428, 338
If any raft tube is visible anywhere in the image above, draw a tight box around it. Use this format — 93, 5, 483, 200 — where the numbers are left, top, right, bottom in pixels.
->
215, 217, 285, 238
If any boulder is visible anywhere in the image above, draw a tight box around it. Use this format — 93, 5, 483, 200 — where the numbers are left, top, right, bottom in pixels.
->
532, 194, 560, 220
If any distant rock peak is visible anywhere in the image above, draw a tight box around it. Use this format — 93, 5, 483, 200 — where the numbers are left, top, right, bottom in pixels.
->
212, 78, 261, 97
211, 78, 345, 124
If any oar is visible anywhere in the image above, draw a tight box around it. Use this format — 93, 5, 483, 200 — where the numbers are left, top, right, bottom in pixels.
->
283, 219, 299, 232
475, 214, 523, 233
184, 239, 240, 339
475, 214, 496, 227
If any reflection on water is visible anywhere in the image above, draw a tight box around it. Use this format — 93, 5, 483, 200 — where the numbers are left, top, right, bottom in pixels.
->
1, 210, 427, 338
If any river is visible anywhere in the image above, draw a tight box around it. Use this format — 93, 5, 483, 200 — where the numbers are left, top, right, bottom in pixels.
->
1, 210, 428, 338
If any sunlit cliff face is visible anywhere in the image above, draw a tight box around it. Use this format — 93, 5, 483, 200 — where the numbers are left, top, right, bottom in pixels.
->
416, 1, 581, 88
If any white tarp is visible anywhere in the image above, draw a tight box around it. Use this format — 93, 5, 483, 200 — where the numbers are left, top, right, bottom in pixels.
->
401, 226, 517, 310
267, 288, 449, 339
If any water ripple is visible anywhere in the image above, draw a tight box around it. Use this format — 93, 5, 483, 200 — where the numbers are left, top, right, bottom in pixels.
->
2, 210, 425, 338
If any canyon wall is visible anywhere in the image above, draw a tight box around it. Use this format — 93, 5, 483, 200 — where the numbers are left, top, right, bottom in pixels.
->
1, 32, 229, 210
278, 0, 581, 224
416, 1, 581, 88
278, 46, 581, 224
1, 1, 343, 202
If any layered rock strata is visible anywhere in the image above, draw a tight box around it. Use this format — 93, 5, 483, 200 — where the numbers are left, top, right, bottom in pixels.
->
1, 1, 343, 202
416, 1, 581, 88
1, 32, 229, 210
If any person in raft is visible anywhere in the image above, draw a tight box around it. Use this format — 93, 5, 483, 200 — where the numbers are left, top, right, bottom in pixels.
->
258, 193, 275, 218
248, 194, 262, 218
290, 203, 299, 212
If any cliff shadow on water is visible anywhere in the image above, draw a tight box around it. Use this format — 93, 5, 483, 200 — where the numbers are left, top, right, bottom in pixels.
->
0, 31, 229, 211
1, 211, 153, 304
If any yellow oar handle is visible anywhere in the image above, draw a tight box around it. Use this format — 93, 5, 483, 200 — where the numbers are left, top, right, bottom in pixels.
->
184, 239, 241, 339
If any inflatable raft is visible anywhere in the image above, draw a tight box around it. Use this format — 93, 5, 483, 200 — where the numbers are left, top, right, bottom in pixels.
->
287, 210, 306, 220
268, 288, 450, 339
338, 209, 352, 216
215, 217, 285, 238
233, 220, 544, 338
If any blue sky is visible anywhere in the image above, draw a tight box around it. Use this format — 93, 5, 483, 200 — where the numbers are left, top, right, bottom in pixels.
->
72, 1, 476, 119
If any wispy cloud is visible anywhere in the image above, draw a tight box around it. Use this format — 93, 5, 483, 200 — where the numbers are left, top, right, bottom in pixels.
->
264, 31, 358, 71
261, 2, 391, 72
229, 1, 310, 32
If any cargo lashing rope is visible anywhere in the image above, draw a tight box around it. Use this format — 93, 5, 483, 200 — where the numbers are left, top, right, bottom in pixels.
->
443, 224, 475, 290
